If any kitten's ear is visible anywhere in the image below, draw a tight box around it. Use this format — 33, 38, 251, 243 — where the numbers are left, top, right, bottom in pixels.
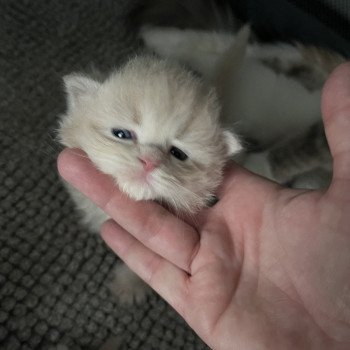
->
223, 130, 242, 156
63, 73, 101, 109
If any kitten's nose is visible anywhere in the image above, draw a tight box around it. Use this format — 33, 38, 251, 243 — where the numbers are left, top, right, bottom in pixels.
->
138, 156, 160, 172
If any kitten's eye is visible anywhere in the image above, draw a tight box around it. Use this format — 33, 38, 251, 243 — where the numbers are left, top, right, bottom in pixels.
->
170, 146, 188, 161
112, 129, 133, 140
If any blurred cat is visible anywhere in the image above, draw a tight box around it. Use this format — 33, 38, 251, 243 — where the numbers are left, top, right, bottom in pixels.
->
141, 25, 344, 188
58, 54, 241, 303
244, 122, 332, 188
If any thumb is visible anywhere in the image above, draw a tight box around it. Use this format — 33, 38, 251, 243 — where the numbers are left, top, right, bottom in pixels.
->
322, 62, 350, 186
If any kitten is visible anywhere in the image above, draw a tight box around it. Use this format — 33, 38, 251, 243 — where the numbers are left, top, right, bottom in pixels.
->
58, 55, 242, 303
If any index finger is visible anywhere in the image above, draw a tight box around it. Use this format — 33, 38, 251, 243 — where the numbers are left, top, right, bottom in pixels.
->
57, 148, 199, 272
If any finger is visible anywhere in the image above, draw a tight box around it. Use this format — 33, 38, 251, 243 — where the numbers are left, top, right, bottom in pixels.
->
214, 162, 280, 220
57, 148, 199, 272
57, 148, 116, 208
101, 220, 188, 315
322, 62, 350, 184
216, 162, 273, 196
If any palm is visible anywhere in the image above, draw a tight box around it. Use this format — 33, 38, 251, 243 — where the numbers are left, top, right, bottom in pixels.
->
184, 170, 350, 349
58, 64, 350, 350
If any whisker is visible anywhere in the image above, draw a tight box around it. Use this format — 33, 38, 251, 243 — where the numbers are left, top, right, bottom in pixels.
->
155, 173, 204, 213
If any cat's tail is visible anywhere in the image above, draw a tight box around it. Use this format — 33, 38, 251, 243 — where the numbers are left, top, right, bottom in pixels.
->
128, 0, 240, 32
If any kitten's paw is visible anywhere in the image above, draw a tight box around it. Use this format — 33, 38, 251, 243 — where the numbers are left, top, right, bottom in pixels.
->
140, 26, 199, 58
290, 167, 332, 190
140, 26, 168, 49
140, 26, 183, 58
140, 25, 171, 40
108, 263, 152, 305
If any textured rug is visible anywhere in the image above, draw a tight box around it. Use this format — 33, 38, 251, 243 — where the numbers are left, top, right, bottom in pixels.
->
2, 1, 349, 349
0, 1, 208, 349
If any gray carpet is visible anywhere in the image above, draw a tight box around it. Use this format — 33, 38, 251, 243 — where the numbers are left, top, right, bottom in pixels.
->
0, 1, 208, 349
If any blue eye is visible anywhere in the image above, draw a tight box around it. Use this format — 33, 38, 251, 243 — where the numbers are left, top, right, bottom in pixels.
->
170, 146, 188, 161
112, 129, 133, 140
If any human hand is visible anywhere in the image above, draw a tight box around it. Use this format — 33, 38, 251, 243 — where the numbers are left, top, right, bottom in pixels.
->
57, 63, 350, 350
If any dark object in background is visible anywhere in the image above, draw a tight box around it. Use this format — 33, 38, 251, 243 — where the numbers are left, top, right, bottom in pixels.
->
128, 0, 241, 31
230, 0, 350, 56
131, 0, 350, 56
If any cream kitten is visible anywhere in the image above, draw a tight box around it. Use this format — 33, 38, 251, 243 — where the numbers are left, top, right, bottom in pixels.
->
58, 55, 241, 303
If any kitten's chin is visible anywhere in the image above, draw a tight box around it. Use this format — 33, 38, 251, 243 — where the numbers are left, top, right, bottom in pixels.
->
115, 173, 208, 213
127, 188, 157, 202
120, 180, 205, 213
117, 177, 158, 202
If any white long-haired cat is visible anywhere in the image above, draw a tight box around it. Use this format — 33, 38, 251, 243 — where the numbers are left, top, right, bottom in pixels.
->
141, 26, 325, 147
58, 55, 241, 303
141, 25, 343, 187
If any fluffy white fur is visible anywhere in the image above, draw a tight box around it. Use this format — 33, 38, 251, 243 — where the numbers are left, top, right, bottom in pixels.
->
59, 55, 241, 213
58, 55, 241, 303
141, 26, 322, 147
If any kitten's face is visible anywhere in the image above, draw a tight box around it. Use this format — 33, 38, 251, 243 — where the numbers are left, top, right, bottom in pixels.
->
59, 56, 241, 212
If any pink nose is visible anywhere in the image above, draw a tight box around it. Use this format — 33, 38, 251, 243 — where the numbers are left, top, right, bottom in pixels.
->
138, 156, 160, 172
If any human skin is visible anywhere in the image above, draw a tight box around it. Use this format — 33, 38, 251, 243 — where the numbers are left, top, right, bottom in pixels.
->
57, 63, 350, 350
